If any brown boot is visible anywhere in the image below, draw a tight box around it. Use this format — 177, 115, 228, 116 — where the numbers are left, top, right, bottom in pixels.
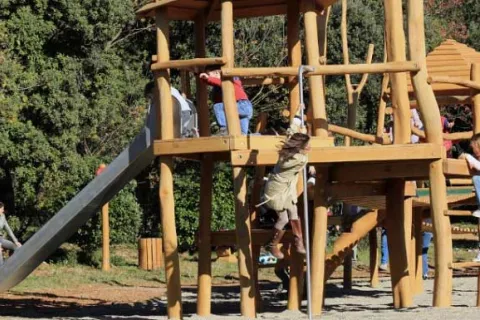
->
290, 219, 306, 255
266, 228, 285, 259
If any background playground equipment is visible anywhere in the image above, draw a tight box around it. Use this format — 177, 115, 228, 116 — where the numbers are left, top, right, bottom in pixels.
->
138, 238, 164, 270
0, 1, 479, 320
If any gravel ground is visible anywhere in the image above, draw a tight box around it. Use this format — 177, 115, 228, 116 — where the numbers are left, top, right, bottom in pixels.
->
2, 277, 479, 319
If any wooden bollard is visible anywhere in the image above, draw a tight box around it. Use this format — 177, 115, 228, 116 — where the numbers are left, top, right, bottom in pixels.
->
138, 238, 164, 270
96, 164, 110, 271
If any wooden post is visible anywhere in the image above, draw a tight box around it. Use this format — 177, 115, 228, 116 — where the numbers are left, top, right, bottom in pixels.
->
384, 0, 411, 144
304, 2, 329, 315
139, 238, 147, 270
471, 63, 480, 307
384, 0, 413, 308
221, 0, 241, 136
221, 1, 255, 317
195, 13, 214, 317
376, 72, 390, 139
96, 164, 110, 271
286, 0, 304, 310
369, 227, 380, 288
287, 0, 301, 120
342, 221, 353, 290
414, 208, 424, 294
310, 167, 329, 316
407, 0, 452, 307
155, 7, 182, 319
304, 2, 328, 138
405, 197, 415, 293
385, 179, 412, 308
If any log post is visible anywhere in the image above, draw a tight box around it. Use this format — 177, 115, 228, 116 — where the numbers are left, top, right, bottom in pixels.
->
405, 197, 415, 293
221, 0, 241, 136
369, 227, 380, 288
385, 179, 412, 308
407, 0, 452, 307
195, 12, 214, 317
221, 1, 256, 317
472, 63, 480, 307
304, 2, 329, 315
96, 164, 110, 272
384, 0, 413, 308
250, 116, 267, 312
287, 0, 301, 121
155, 7, 182, 319
286, 0, 304, 310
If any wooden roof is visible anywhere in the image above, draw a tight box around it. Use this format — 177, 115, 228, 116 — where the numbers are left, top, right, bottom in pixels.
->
136, 0, 336, 21
408, 39, 480, 97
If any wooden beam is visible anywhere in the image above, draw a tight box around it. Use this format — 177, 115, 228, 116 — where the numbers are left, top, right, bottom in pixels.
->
154, 137, 231, 155
151, 57, 226, 71
444, 210, 473, 216
241, 77, 287, 86
230, 144, 443, 166
449, 262, 480, 269
428, 76, 480, 91
330, 160, 431, 182
221, 62, 419, 78
411, 125, 473, 141
329, 182, 386, 199
329, 124, 391, 144
443, 158, 471, 177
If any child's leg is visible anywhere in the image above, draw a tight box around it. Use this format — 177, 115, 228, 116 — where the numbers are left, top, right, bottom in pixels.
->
472, 175, 480, 218
287, 205, 306, 254
267, 209, 288, 259
213, 102, 228, 128
380, 228, 389, 265
422, 231, 433, 277
237, 100, 253, 135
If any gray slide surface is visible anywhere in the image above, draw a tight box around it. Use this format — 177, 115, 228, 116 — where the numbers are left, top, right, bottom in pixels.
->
0, 106, 158, 291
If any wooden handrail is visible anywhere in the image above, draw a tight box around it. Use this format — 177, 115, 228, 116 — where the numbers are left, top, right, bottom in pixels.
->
151, 57, 226, 71
328, 124, 392, 145
428, 76, 480, 91
411, 124, 473, 141
222, 61, 420, 78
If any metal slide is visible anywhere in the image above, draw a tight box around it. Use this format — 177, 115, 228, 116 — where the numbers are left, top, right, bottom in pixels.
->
0, 106, 158, 291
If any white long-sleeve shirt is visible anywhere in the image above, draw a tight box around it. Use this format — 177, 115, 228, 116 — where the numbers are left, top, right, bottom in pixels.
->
465, 154, 480, 171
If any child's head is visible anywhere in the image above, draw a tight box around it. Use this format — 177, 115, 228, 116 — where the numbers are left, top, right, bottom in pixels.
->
471, 134, 480, 158
144, 81, 155, 100
279, 133, 311, 159
205, 66, 221, 79
0, 202, 4, 215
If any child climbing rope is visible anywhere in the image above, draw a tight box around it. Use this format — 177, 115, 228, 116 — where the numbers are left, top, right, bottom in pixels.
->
0, 202, 21, 266
199, 68, 253, 135
259, 132, 310, 259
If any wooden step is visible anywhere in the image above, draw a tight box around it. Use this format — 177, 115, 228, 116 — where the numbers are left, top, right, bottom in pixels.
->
449, 262, 480, 269
444, 210, 473, 216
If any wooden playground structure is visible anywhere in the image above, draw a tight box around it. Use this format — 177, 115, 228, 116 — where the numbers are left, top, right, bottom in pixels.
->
135, 0, 480, 318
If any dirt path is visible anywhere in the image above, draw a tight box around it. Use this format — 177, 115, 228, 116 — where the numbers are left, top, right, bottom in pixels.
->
1, 277, 478, 319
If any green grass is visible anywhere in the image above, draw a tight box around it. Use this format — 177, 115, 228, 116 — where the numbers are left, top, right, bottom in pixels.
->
8, 234, 480, 294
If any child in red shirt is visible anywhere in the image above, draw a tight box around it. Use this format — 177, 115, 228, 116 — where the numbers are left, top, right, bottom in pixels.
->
200, 68, 253, 135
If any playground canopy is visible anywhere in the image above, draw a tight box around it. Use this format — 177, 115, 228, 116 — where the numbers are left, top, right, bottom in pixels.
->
408, 39, 480, 104
136, 0, 335, 20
